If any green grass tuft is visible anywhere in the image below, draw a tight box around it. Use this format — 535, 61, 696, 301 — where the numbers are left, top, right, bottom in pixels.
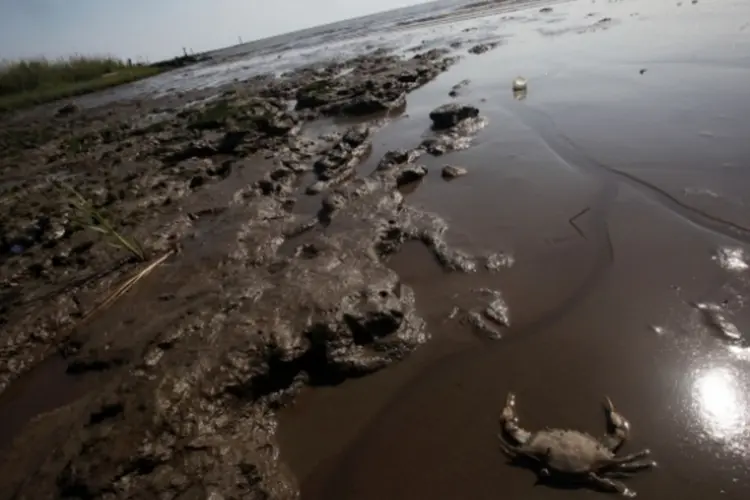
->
55, 180, 147, 262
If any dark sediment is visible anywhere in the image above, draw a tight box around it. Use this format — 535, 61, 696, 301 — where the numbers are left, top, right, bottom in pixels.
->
0, 46, 477, 499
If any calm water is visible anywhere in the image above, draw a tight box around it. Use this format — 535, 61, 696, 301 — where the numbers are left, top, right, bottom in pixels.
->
51, 0, 750, 497
274, 0, 750, 499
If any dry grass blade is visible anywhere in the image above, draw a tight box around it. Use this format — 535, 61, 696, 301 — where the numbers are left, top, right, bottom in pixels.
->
55, 180, 146, 261
77, 250, 174, 325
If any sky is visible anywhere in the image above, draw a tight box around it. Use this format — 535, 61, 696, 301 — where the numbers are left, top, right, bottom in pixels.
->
0, 0, 430, 62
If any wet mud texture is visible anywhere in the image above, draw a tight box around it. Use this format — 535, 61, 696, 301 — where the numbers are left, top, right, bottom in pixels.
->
0, 47, 483, 498
278, 1, 750, 500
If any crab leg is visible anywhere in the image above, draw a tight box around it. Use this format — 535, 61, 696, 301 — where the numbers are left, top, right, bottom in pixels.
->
587, 473, 637, 498
500, 392, 531, 445
602, 396, 630, 452
607, 449, 652, 466
611, 459, 658, 473
496, 432, 520, 458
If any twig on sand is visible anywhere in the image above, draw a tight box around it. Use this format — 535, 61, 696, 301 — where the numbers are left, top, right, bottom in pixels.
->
569, 206, 591, 239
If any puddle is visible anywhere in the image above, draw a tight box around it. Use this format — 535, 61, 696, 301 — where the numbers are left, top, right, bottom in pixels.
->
0, 355, 94, 455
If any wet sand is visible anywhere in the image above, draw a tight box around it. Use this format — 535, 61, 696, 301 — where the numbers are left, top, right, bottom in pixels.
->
1, 0, 749, 497
278, 0, 750, 498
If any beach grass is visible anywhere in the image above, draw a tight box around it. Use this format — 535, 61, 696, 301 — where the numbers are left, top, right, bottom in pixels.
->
0, 56, 161, 112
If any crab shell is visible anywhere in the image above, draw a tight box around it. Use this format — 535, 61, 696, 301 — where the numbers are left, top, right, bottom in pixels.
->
516, 429, 616, 474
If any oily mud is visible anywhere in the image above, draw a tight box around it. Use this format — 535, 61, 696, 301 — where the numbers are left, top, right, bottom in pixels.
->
278, 1, 750, 500
3, 0, 750, 499
0, 40, 491, 498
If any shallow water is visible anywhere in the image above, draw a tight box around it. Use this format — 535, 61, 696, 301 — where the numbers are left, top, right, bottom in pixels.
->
277, 0, 750, 498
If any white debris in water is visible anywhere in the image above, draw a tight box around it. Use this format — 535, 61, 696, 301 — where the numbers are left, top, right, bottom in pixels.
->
448, 306, 460, 320
693, 301, 743, 342
485, 252, 515, 271
693, 301, 721, 312
650, 325, 666, 336
512, 76, 527, 92
712, 247, 749, 272
712, 314, 742, 342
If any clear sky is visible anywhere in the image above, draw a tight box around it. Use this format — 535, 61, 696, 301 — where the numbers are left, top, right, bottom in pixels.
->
0, 0, 429, 62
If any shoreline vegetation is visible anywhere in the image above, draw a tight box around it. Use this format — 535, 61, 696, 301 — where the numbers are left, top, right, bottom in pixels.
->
0, 52, 204, 113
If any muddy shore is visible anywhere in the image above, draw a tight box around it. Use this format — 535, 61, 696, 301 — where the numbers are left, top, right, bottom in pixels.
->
0, 40, 494, 497
3, 0, 750, 498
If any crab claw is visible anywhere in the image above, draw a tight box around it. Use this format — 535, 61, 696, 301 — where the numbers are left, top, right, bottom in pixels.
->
604, 396, 630, 432
603, 396, 630, 452
500, 392, 531, 445
501, 392, 518, 424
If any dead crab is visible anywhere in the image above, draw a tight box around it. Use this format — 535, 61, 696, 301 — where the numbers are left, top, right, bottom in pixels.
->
497, 392, 656, 497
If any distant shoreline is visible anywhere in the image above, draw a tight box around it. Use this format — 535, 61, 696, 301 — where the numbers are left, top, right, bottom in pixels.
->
0, 53, 207, 113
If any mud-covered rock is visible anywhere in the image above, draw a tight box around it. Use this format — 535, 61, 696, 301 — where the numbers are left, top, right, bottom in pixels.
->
463, 288, 509, 339
306, 124, 374, 193
295, 50, 456, 117
376, 148, 422, 171
0, 157, 441, 500
421, 110, 487, 156
393, 164, 428, 187
468, 42, 499, 54
429, 103, 479, 129
485, 251, 514, 271
0, 42, 479, 500
442, 165, 468, 179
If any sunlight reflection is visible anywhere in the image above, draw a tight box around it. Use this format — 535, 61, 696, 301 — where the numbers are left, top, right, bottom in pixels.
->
693, 367, 747, 443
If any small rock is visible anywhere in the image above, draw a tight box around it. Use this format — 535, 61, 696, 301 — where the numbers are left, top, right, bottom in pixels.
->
342, 124, 371, 147
429, 103, 479, 130
395, 165, 428, 187
441, 165, 468, 179
468, 42, 499, 55
377, 148, 422, 170
540, 7, 554, 13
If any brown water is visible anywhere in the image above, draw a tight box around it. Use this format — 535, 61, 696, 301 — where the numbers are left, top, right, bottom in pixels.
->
278, 0, 750, 498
